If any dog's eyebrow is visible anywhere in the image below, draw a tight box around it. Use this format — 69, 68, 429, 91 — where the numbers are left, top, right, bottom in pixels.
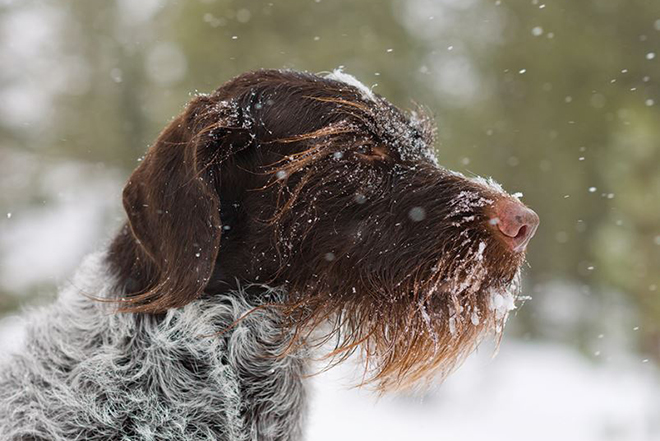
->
268, 123, 356, 144
302, 96, 370, 112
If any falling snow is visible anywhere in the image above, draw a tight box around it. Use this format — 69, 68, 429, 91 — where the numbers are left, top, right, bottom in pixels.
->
408, 206, 426, 222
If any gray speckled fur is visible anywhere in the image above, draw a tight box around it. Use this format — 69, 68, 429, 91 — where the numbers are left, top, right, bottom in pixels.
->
0, 253, 308, 441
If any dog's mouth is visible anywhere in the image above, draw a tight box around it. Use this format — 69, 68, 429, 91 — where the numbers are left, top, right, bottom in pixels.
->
280, 243, 526, 393
354, 230, 528, 390
421, 246, 523, 322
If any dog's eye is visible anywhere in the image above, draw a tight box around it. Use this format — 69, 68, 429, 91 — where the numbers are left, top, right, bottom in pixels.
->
356, 145, 391, 162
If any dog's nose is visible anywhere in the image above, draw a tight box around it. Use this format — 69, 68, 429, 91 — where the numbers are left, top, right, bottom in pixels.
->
489, 199, 539, 252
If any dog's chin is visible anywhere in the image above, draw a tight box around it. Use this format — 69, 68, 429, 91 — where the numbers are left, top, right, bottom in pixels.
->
288, 261, 523, 394
373, 279, 522, 392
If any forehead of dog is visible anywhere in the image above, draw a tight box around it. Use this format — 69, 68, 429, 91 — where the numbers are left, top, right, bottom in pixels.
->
203, 69, 438, 165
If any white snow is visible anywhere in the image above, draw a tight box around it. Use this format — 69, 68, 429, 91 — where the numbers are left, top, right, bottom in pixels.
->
475, 241, 487, 261
448, 189, 495, 217
0, 151, 123, 293
470, 310, 480, 325
466, 174, 506, 196
325, 68, 377, 101
0, 315, 27, 360
490, 290, 516, 320
307, 340, 660, 441
408, 206, 427, 222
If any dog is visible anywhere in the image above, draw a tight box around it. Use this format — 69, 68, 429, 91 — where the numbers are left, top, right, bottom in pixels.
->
0, 69, 538, 440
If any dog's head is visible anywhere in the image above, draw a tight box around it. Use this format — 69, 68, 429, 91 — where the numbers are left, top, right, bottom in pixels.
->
110, 69, 539, 391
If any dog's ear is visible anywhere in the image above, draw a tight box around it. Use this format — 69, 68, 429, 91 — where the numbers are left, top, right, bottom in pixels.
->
120, 96, 251, 312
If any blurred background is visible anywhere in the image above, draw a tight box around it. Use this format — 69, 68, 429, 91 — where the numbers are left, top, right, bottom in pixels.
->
0, 0, 659, 439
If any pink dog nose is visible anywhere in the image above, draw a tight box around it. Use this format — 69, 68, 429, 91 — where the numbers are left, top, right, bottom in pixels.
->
490, 199, 540, 252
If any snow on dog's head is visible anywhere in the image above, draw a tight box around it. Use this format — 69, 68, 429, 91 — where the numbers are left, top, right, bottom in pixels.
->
325, 68, 377, 101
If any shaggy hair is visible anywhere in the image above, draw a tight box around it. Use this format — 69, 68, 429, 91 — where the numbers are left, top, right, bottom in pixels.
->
0, 253, 306, 441
0, 69, 538, 440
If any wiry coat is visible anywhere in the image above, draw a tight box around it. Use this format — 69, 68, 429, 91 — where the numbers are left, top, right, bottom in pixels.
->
0, 253, 307, 441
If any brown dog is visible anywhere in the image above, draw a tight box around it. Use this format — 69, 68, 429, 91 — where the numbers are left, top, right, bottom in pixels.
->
109, 68, 538, 390
0, 69, 540, 441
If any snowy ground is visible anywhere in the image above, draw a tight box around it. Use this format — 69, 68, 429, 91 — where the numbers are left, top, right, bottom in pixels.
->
307, 340, 660, 441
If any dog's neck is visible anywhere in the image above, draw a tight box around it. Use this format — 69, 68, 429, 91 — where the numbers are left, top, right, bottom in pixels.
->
107, 221, 277, 302
0, 251, 308, 441
107, 223, 161, 296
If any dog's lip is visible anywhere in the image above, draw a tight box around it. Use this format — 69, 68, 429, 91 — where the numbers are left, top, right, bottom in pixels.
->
495, 227, 538, 253
502, 237, 528, 253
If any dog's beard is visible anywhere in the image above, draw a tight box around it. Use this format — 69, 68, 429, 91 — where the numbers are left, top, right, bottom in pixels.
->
268, 148, 526, 391
282, 238, 524, 393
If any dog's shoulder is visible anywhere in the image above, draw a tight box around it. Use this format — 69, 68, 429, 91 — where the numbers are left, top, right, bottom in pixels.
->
0, 252, 305, 441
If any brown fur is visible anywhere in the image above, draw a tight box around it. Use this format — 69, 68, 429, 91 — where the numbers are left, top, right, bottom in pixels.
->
107, 69, 529, 391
